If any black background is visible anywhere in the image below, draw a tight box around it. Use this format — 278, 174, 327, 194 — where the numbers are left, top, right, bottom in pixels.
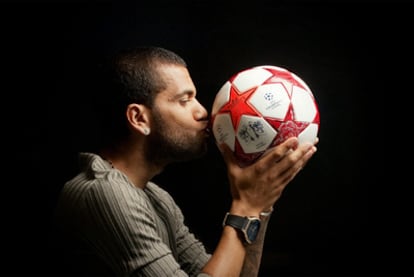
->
1, 0, 405, 276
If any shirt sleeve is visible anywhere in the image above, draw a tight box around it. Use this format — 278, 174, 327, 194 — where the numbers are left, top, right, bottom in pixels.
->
146, 183, 212, 275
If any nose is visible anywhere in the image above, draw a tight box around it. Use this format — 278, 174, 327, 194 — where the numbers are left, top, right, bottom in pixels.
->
194, 99, 209, 121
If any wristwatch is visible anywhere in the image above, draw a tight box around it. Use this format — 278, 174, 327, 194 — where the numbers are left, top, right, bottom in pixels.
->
222, 213, 261, 244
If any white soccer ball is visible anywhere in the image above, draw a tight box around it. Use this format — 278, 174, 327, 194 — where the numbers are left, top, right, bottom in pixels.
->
210, 65, 320, 167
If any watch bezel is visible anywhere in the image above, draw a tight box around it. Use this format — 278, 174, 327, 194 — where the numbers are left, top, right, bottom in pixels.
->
244, 217, 261, 244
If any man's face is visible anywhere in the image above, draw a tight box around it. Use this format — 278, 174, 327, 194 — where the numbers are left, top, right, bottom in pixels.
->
145, 64, 210, 164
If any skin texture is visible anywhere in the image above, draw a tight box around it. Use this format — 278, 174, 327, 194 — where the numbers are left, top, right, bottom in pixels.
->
101, 63, 317, 277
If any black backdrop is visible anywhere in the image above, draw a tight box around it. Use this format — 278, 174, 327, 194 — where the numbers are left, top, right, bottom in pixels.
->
1, 1, 404, 276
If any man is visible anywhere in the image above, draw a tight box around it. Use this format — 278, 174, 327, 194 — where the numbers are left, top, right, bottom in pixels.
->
51, 46, 317, 276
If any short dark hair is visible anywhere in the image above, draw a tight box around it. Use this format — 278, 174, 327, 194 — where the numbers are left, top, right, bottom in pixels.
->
91, 46, 187, 151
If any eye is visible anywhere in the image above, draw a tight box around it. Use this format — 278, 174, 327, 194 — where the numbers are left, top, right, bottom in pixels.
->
179, 97, 192, 105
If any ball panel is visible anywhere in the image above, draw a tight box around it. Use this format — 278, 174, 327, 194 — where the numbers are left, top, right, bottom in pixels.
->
297, 123, 319, 144
212, 113, 236, 151
211, 81, 231, 115
249, 83, 290, 119
213, 85, 259, 132
291, 86, 318, 122
271, 120, 301, 146
236, 115, 277, 154
232, 67, 273, 92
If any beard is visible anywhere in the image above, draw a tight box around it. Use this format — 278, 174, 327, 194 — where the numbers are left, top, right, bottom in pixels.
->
145, 109, 208, 165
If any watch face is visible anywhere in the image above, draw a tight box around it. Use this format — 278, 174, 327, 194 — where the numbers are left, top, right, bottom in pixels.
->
246, 219, 261, 243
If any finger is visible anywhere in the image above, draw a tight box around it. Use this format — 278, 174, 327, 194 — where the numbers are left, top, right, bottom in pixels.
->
299, 144, 317, 169
217, 142, 240, 171
280, 143, 317, 182
259, 137, 299, 167
289, 142, 316, 166
314, 137, 319, 145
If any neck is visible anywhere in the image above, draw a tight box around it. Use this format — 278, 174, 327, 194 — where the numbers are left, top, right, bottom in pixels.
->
99, 142, 164, 189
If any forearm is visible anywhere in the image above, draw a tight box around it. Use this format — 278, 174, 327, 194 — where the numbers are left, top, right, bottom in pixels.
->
202, 208, 272, 277
201, 226, 246, 277
240, 214, 271, 277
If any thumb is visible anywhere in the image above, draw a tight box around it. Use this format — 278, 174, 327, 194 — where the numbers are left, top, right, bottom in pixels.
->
217, 142, 239, 169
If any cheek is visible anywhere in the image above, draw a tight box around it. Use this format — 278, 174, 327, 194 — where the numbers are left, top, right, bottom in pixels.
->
168, 119, 193, 134
152, 111, 182, 133
164, 112, 193, 128
152, 104, 195, 131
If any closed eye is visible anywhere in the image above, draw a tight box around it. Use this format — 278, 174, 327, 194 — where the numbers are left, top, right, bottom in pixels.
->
170, 90, 196, 105
179, 97, 192, 105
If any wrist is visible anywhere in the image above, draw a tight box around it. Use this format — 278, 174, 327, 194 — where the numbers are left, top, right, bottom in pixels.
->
229, 202, 261, 218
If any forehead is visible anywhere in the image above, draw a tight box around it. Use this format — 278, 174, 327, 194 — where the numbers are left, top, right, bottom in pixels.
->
156, 64, 196, 98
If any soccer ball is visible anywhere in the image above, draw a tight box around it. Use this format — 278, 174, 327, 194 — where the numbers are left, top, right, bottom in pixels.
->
210, 65, 320, 167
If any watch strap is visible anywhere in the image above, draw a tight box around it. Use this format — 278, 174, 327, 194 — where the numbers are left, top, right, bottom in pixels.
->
222, 213, 261, 244
222, 213, 247, 229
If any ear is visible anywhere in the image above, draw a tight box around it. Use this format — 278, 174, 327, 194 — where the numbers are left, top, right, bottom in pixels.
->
126, 103, 151, 136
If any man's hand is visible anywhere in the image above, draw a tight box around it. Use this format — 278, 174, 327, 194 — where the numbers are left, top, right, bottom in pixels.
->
219, 136, 318, 216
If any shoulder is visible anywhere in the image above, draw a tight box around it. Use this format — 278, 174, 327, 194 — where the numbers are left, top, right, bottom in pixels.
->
58, 153, 150, 211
